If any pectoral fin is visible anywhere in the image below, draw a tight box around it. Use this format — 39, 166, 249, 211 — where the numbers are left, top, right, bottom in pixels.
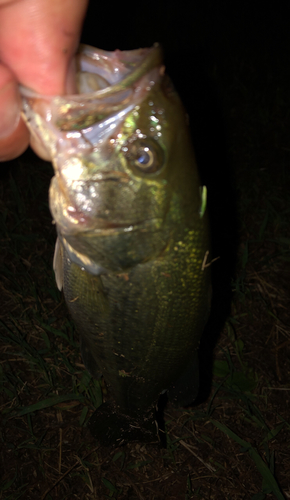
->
53, 237, 64, 291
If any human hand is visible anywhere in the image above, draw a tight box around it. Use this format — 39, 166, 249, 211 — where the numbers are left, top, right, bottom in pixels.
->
0, 0, 88, 161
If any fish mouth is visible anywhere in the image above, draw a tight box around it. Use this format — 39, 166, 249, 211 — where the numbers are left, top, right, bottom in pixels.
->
20, 44, 164, 149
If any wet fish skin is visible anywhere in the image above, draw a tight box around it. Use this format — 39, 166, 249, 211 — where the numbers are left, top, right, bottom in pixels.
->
20, 44, 211, 440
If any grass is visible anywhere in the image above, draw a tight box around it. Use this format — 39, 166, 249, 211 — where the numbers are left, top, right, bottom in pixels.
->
1, 7, 290, 500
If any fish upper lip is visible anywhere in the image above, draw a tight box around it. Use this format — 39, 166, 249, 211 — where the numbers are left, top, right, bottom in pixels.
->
20, 45, 163, 137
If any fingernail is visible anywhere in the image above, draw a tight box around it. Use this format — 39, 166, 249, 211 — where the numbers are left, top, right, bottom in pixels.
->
65, 56, 78, 94
0, 81, 20, 139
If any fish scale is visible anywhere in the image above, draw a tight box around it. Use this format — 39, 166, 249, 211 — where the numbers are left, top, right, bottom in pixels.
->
62, 220, 210, 417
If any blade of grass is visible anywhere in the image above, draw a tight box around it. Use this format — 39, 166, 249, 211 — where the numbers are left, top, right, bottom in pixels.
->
210, 419, 285, 500
15, 393, 85, 416
261, 423, 285, 445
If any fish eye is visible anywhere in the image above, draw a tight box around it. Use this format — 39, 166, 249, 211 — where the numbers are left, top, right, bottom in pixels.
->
124, 138, 164, 174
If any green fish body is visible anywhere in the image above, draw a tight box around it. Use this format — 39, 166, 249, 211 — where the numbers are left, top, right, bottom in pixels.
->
20, 44, 211, 443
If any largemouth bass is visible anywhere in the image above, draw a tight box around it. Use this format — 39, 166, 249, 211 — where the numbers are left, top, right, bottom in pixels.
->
20, 44, 211, 444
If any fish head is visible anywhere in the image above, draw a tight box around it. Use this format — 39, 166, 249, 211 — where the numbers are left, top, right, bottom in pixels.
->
21, 45, 201, 275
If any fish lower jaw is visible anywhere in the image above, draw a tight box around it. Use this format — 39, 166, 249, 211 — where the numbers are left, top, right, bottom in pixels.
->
54, 203, 136, 233
58, 219, 136, 235
57, 216, 163, 235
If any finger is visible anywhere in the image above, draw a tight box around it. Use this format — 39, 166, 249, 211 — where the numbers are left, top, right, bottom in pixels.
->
0, 0, 88, 160
0, 0, 89, 95
0, 63, 29, 161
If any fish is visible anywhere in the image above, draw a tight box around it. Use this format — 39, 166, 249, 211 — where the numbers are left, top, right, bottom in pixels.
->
20, 44, 211, 444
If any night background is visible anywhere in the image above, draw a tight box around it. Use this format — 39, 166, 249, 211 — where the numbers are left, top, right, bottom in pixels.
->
1, 1, 290, 498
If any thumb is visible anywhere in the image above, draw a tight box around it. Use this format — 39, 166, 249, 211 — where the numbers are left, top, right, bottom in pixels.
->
0, 0, 88, 161
0, 0, 89, 95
